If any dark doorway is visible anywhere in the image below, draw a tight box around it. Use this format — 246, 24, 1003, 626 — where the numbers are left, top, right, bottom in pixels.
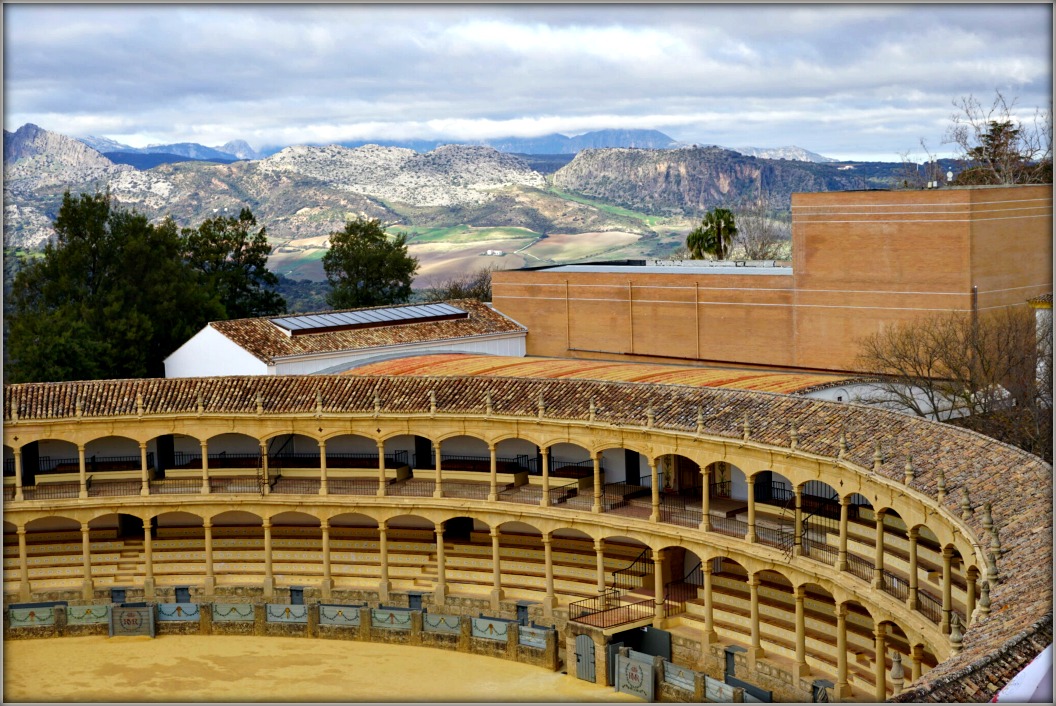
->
408, 593, 423, 611
290, 587, 304, 605
155, 435, 175, 478
413, 436, 432, 469
624, 450, 640, 485
443, 517, 473, 540
110, 588, 126, 604
175, 586, 191, 603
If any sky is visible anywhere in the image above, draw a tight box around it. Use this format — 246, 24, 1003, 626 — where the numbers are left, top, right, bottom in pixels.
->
3, 3, 1052, 162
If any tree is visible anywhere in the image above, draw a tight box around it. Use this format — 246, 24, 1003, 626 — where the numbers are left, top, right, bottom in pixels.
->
686, 207, 737, 260
945, 91, 1052, 185
854, 306, 1052, 462
183, 208, 286, 319
731, 197, 789, 260
7, 191, 224, 382
422, 263, 502, 302
322, 218, 419, 309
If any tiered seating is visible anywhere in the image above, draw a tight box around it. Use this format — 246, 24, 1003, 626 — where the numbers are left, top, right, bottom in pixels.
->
3, 529, 125, 591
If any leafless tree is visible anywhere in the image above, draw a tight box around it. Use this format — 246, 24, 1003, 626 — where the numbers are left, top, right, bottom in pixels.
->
731, 196, 790, 260
897, 139, 947, 189
855, 306, 1052, 461
945, 91, 1053, 185
421, 263, 503, 303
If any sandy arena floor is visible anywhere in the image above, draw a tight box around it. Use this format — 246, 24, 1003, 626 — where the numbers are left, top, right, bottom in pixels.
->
3, 634, 642, 703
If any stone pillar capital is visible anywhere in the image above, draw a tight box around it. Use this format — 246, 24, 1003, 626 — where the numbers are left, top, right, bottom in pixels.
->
320, 519, 329, 531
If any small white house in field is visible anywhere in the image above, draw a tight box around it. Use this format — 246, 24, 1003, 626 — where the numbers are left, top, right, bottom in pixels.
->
164, 299, 527, 378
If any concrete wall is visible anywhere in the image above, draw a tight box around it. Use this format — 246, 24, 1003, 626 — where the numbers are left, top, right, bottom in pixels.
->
165, 326, 268, 378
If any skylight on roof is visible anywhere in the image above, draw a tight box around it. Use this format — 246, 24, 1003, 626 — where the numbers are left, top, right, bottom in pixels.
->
270, 303, 468, 336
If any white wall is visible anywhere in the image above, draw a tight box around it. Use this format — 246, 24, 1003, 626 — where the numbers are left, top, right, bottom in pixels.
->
165, 326, 268, 378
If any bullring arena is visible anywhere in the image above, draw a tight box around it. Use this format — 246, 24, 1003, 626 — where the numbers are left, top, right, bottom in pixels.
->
3, 372, 1052, 702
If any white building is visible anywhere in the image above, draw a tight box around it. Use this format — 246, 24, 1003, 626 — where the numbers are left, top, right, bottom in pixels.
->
164, 299, 527, 378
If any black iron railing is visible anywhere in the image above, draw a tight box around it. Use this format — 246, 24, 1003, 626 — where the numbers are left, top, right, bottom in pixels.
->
601, 481, 650, 509
802, 535, 838, 566
271, 477, 321, 494
711, 516, 748, 538
388, 479, 435, 497
659, 495, 702, 528
709, 480, 731, 498
88, 480, 141, 498
568, 588, 622, 620
755, 480, 794, 507
209, 477, 262, 494
326, 479, 381, 496
757, 524, 795, 553
442, 481, 492, 500
415, 453, 534, 474
916, 590, 942, 623
845, 553, 874, 582
611, 547, 652, 594
497, 484, 542, 505
664, 562, 703, 617
172, 451, 262, 470
880, 569, 909, 602
21, 483, 80, 500
547, 480, 579, 505
150, 478, 203, 495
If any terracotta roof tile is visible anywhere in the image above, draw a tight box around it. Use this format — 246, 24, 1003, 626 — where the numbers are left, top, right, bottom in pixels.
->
209, 299, 525, 364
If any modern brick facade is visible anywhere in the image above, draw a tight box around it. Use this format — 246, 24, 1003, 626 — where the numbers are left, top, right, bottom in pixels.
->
492, 184, 1052, 373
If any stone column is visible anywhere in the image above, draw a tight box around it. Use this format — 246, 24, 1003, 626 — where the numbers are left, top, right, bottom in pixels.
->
318, 439, 329, 496
139, 442, 150, 496
837, 495, 850, 571
375, 440, 387, 498
794, 585, 809, 676
13, 448, 24, 502
907, 528, 919, 610
433, 441, 444, 499
793, 486, 803, 556
489, 526, 504, 608
78, 444, 88, 499
143, 520, 155, 599
836, 603, 849, 699
874, 626, 887, 702
910, 644, 923, 683
873, 509, 886, 588
320, 520, 332, 599
262, 518, 273, 597
542, 532, 557, 613
748, 574, 763, 658
746, 475, 758, 543
699, 466, 711, 531
540, 446, 551, 508
649, 458, 660, 522
201, 440, 210, 494
260, 442, 270, 495
940, 547, 952, 634
17, 526, 31, 601
966, 567, 978, 624
378, 521, 391, 602
594, 538, 606, 598
652, 548, 664, 627
430, 521, 448, 605
592, 452, 602, 513
488, 444, 498, 502
81, 523, 93, 600
702, 560, 717, 645
203, 520, 215, 594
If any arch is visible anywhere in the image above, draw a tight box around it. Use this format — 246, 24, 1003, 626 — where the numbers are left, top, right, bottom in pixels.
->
210, 510, 264, 526
384, 514, 434, 530
23, 438, 79, 480
25, 515, 80, 533
655, 453, 702, 500
83, 435, 142, 471
154, 511, 204, 529
265, 434, 322, 469
269, 511, 320, 526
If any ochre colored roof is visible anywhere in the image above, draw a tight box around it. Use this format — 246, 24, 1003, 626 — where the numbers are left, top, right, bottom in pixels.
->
343, 353, 853, 395
209, 300, 525, 365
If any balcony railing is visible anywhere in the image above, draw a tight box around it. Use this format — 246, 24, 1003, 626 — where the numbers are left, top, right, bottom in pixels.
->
659, 496, 703, 528
327, 479, 381, 496
711, 516, 748, 539
709, 480, 731, 499
547, 480, 579, 505
150, 478, 208, 495
415, 453, 534, 474
21, 483, 80, 501
171, 452, 261, 470
442, 481, 491, 500
387, 479, 435, 497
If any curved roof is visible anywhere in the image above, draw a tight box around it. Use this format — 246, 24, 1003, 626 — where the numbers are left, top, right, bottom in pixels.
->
343, 353, 854, 395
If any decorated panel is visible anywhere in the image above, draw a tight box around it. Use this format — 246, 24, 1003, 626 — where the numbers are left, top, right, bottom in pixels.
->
370, 607, 413, 630
8, 606, 55, 627
266, 603, 308, 624
67, 604, 110, 625
470, 616, 510, 642
212, 603, 255, 622
319, 604, 361, 627
422, 612, 460, 634
156, 602, 200, 622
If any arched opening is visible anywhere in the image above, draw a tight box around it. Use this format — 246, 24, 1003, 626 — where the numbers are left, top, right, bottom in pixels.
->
22, 438, 78, 488
210, 511, 264, 588
153, 511, 205, 594
798, 479, 841, 565
266, 433, 320, 469
3, 445, 15, 491
656, 453, 702, 498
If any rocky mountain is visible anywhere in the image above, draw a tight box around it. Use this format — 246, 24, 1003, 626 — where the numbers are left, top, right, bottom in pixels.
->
218, 140, 261, 160
330, 129, 680, 156
731, 146, 838, 163
551, 146, 870, 213
258, 143, 545, 207
4, 124, 134, 248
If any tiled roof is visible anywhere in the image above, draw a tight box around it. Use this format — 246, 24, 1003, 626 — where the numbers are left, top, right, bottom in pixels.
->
3, 374, 1052, 700
1027, 292, 1052, 307
208, 299, 525, 364
344, 353, 856, 395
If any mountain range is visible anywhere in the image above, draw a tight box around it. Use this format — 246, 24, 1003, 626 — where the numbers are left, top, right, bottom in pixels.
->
4, 123, 901, 267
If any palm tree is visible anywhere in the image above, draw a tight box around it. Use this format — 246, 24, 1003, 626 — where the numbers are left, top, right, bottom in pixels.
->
686, 207, 738, 260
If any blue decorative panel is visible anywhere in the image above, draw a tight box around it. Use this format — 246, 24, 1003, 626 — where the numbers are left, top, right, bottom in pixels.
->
67, 604, 110, 625
471, 617, 510, 641
8, 606, 55, 627
266, 603, 308, 623
157, 602, 200, 622
422, 612, 460, 634
319, 604, 361, 627
518, 624, 550, 649
370, 608, 413, 630
212, 603, 255, 622
663, 660, 695, 691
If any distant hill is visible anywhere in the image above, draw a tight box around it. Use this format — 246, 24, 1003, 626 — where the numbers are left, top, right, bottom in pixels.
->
731, 146, 838, 163
104, 151, 233, 169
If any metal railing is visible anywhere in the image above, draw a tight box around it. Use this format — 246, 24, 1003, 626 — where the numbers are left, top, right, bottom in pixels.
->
916, 590, 943, 623
664, 562, 703, 618
601, 481, 650, 509
757, 524, 795, 553
88, 480, 141, 498
802, 536, 838, 566
845, 553, 874, 582
497, 484, 542, 505
709, 480, 731, 498
271, 477, 321, 494
442, 481, 492, 500
20, 483, 81, 501
659, 495, 703, 528
150, 478, 204, 495
209, 477, 263, 494
547, 480, 579, 505
755, 481, 793, 507
880, 569, 909, 602
711, 516, 748, 538
387, 479, 435, 497
172, 451, 261, 470
611, 547, 652, 594
326, 479, 381, 496
568, 588, 622, 620
416, 453, 534, 474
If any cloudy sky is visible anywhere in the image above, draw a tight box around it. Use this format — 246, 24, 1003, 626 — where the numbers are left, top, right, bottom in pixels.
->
4, 3, 1052, 161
